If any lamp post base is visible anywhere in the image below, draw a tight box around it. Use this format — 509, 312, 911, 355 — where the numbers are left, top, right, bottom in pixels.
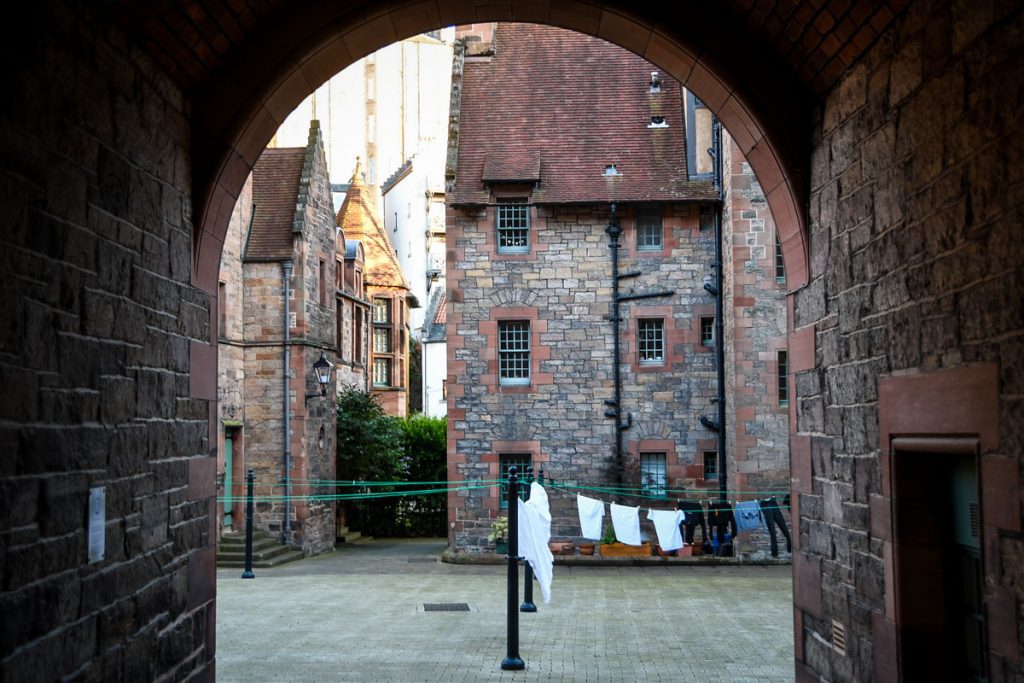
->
501, 657, 525, 671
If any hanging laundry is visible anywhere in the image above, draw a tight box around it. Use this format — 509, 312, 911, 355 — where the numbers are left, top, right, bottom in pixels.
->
734, 500, 762, 533
610, 503, 642, 546
518, 482, 554, 602
577, 494, 605, 540
676, 500, 708, 546
647, 509, 686, 551
707, 501, 738, 556
759, 496, 792, 557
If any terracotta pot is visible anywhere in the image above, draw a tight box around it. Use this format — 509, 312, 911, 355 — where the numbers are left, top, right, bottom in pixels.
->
577, 542, 596, 556
549, 540, 573, 555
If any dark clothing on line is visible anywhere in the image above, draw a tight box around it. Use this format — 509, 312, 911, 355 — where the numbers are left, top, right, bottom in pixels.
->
707, 502, 737, 555
675, 500, 707, 546
759, 496, 792, 557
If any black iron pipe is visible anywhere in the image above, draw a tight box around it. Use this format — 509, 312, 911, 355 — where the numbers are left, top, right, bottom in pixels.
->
606, 205, 625, 485
712, 117, 727, 503
501, 467, 525, 670
241, 468, 255, 579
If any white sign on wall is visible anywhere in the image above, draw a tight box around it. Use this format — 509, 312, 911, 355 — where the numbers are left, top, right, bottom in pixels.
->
88, 487, 105, 564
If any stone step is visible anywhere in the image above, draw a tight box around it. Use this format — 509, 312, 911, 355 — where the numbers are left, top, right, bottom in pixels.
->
216, 531, 305, 568
218, 536, 278, 553
336, 528, 370, 544
216, 549, 306, 569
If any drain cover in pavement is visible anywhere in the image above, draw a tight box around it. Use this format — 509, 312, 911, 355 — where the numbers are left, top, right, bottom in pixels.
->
423, 603, 470, 612
407, 557, 438, 563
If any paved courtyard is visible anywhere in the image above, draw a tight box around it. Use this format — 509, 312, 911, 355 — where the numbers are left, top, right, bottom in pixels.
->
216, 538, 794, 682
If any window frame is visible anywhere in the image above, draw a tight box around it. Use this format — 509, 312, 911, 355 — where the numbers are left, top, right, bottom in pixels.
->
700, 316, 715, 347
637, 318, 666, 365
373, 298, 391, 324
635, 205, 663, 252
778, 350, 789, 406
498, 453, 532, 509
775, 235, 786, 284
372, 356, 391, 387
497, 320, 531, 386
640, 452, 668, 497
496, 199, 530, 254
702, 450, 719, 480
373, 327, 391, 354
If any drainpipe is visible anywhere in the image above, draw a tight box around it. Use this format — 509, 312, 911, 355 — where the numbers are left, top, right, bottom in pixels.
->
711, 117, 727, 503
604, 206, 628, 484
282, 259, 294, 544
604, 204, 673, 486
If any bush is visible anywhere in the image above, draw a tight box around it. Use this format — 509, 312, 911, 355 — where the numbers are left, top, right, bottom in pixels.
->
336, 388, 447, 537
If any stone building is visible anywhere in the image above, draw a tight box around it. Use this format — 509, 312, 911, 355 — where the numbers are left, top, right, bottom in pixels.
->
216, 121, 339, 555
336, 163, 415, 417
445, 23, 790, 555
5, 2, 1023, 681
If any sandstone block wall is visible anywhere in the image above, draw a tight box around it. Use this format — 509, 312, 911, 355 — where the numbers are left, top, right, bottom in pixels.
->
793, 2, 1024, 679
447, 202, 723, 550
0, 2, 214, 678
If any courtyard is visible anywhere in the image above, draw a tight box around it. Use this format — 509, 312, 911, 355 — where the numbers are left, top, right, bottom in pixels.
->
216, 539, 794, 682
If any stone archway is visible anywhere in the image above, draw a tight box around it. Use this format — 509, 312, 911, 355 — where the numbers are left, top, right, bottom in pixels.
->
188, 3, 812, 299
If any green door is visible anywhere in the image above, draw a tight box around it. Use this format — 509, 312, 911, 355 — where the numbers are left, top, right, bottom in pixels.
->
224, 431, 233, 528
950, 455, 986, 682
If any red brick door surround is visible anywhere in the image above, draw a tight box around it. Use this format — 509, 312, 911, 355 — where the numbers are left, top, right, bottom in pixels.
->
872, 365, 1019, 681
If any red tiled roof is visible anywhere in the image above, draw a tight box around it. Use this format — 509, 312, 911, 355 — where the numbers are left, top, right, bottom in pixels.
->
244, 147, 304, 261
335, 162, 410, 290
451, 23, 717, 206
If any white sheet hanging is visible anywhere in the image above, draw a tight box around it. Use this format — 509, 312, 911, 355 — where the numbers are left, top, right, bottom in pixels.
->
610, 503, 642, 546
648, 509, 686, 551
576, 494, 605, 540
518, 482, 554, 603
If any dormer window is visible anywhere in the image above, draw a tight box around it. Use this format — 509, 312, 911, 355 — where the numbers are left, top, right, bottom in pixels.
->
649, 71, 662, 92
603, 164, 622, 177
648, 116, 668, 128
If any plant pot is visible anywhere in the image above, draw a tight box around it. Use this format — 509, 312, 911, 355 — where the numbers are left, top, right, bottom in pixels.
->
549, 540, 573, 555
598, 542, 652, 557
494, 540, 508, 554
577, 542, 596, 556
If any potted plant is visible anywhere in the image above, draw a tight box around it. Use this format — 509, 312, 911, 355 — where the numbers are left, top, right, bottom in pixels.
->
488, 516, 509, 554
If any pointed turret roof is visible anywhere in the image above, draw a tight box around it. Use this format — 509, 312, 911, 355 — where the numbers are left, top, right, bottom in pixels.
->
335, 161, 410, 290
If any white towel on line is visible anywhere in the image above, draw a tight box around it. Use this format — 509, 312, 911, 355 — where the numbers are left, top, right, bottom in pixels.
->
610, 503, 642, 546
518, 482, 554, 603
577, 494, 606, 540
648, 509, 686, 551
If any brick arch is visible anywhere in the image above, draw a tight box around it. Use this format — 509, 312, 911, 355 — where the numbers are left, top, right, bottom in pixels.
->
191, 1, 810, 298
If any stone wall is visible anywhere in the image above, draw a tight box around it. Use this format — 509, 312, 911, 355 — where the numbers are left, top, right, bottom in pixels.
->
233, 127, 338, 556
722, 140, 792, 559
793, 1, 1024, 679
447, 202, 723, 550
292, 124, 338, 553
0, 1, 214, 679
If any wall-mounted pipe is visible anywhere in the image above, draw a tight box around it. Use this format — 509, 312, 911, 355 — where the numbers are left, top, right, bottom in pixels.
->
282, 259, 294, 544
605, 204, 674, 487
711, 117, 727, 503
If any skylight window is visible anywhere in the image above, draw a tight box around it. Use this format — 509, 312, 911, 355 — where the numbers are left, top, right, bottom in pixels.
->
648, 116, 668, 128
603, 164, 622, 176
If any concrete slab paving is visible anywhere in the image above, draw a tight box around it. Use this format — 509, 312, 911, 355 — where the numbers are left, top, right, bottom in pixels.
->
216, 538, 794, 682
